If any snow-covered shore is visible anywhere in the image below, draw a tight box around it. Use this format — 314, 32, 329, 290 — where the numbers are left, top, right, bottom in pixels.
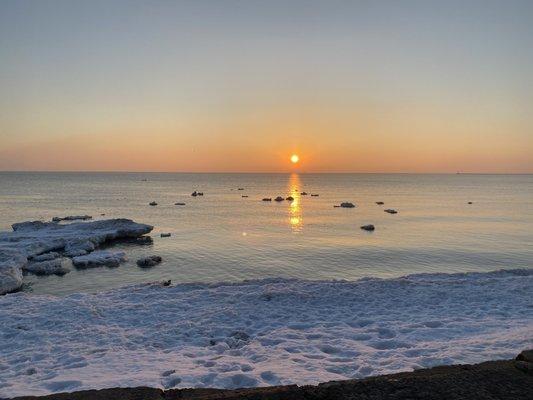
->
1, 268, 531, 397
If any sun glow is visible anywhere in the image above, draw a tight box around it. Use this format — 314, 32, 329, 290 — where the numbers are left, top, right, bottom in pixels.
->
290, 154, 299, 164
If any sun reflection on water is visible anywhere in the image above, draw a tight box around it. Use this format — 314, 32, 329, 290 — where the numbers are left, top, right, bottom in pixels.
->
288, 173, 303, 232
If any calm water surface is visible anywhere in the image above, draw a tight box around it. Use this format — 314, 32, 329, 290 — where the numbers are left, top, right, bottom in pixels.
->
0, 172, 531, 295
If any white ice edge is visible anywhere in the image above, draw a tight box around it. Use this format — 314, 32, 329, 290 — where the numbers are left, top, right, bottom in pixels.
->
0, 219, 153, 294
0, 268, 532, 397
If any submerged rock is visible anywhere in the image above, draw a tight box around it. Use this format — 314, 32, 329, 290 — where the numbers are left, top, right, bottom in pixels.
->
385, 209, 398, 214
191, 191, 198, 197
24, 258, 72, 276
286, 196, 295, 201
161, 233, 171, 238
360, 224, 375, 231
376, 201, 385, 205
72, 251, 126, 268
340, 202, 356, 208
0, 219, 152, 294
262, 198, 272, 202
174, 202, 186, 206
137, 255, 162, 268
242, 195, 249, 198
311, 194, 319, 197
149, 201, 158, 206
301, 192, 308, 195
274, 196, 284, 202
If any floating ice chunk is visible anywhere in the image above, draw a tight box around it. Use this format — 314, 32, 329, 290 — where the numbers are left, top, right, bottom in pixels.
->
24, 257, 72, 276
0, 219, 152, 293
72, 251, 126, 268
0, 250, 24, 294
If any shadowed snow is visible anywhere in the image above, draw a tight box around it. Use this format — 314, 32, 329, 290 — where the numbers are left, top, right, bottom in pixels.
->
0, 268, 531, 397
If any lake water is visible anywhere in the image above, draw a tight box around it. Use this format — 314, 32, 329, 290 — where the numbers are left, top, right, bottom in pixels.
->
0, 172, 531, 295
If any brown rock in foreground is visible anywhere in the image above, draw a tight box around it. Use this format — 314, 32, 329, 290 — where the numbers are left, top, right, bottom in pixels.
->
10, 352, 533, 400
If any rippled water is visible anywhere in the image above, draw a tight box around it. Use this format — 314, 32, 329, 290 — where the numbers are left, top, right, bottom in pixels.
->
0, 172, 531, 295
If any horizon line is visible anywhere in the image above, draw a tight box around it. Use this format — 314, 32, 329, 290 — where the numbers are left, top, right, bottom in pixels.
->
0, 170, 532, 175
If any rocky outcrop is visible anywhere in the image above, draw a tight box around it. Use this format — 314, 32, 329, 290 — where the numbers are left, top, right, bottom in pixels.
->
0, 219, 153, 294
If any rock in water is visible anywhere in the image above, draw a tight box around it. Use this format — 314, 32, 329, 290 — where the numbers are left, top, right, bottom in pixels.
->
0, 219, 153, 294
360, 224, 375, 231
376, 201, 384, 205
136, 255, 162, 268
149, 201, 158, 206
161, 233, 171, 238
286, 196, 294, 201
516, 349, 533, 362
174, 202, 186, 206
191, 191, 198, 197
274, 196, 284, 202
384, 209, 398, 214
72, 251, 126, 268
311, 194, 319, 197
262, 198, 272, 202
340, 202, 356, 208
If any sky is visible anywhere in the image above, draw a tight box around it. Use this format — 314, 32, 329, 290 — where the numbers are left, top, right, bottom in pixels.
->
0, 0, 532, 173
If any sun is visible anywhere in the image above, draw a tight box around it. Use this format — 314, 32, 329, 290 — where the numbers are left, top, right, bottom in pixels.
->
290, 154, 299, 164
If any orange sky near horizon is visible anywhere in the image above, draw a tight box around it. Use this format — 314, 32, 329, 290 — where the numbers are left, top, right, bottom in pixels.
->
1, 1, 532, 173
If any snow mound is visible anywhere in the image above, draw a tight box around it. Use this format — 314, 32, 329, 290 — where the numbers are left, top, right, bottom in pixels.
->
0, 219, 153, 294
0, 268, 531, 397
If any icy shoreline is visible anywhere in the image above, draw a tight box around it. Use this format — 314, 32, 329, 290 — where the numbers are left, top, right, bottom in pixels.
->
0, 219, 153, 294
1, 268, 532, 397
